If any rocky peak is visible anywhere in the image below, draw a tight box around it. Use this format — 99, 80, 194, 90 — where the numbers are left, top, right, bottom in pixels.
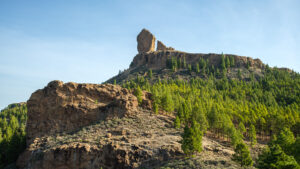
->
137, 29, 156, 53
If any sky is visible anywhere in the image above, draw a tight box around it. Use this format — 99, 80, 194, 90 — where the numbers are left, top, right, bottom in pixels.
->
0, 0, 299, 109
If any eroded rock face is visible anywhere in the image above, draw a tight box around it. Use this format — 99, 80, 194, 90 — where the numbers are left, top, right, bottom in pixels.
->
137, 29, 156, 53
130, 51, 264, 70
26, 81, 139, 146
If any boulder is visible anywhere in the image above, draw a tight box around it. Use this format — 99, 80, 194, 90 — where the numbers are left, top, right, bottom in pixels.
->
137, 29, 156, 53
25, 81, 139, 146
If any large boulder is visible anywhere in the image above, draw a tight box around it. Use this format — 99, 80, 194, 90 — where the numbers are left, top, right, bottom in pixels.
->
25, 81, 139, 146
137, 29, 156, 53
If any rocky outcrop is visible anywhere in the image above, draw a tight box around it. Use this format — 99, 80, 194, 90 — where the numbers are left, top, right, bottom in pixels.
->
130, 51, 264, 70
25, 81, 139, 146
137, 29, 156, 53
156, 40, 174, 51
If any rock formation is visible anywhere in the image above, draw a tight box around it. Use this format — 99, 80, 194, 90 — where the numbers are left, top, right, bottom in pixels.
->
156, 40, 174, 51
137, 29, 156, 53
129, 51, 264, 70
25, 81, 140, 146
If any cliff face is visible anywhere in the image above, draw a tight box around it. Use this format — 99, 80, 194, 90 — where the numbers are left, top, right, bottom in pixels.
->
130, 50, 264, 70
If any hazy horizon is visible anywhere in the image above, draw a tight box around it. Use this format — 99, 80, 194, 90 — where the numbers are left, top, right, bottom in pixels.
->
1, 0, 300, 109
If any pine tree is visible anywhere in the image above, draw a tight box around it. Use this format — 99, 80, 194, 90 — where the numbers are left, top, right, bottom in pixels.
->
230, 56, 235, 67
174, 114, 181, 129
226, 56, 231, 68
183, 56, 186, 68
161, 91, 174, 112
196, 63, 200, 73
238, 122, 246, 137
272, 127, 295, 154
153, 102, 159, 114
181, 120, 203, 155
134, 86, 143, 104
221, 53, 226, 70
232, 142, 253, 167
257, 145, 299, 169
249, 124, 257, 147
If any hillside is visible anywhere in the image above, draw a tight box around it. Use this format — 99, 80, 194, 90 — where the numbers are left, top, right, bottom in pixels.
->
0, 29, 299, 169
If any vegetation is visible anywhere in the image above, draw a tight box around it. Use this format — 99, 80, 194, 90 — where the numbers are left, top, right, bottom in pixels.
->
122, 60, 300, 166
0, 103, 27, 169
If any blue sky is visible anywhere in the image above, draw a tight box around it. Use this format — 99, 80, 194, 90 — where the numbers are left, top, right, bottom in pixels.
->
0, 0, 299, 109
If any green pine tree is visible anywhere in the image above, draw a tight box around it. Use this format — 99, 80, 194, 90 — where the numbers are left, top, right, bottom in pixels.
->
257, 144, 299, 169
181, 120, 203, 155
249, 124, 257, 147
134, 86, 143, 104
232, 142, 253, 167
174, 114, 181, 129
148, 69, 153, 79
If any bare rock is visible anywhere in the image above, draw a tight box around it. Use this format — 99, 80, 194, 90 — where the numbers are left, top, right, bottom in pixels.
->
156, 40, 174, 51
26, 81, 139, 146
130, 51, 264, 70
157, 40, 167, 51
137, 29, 156, 53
